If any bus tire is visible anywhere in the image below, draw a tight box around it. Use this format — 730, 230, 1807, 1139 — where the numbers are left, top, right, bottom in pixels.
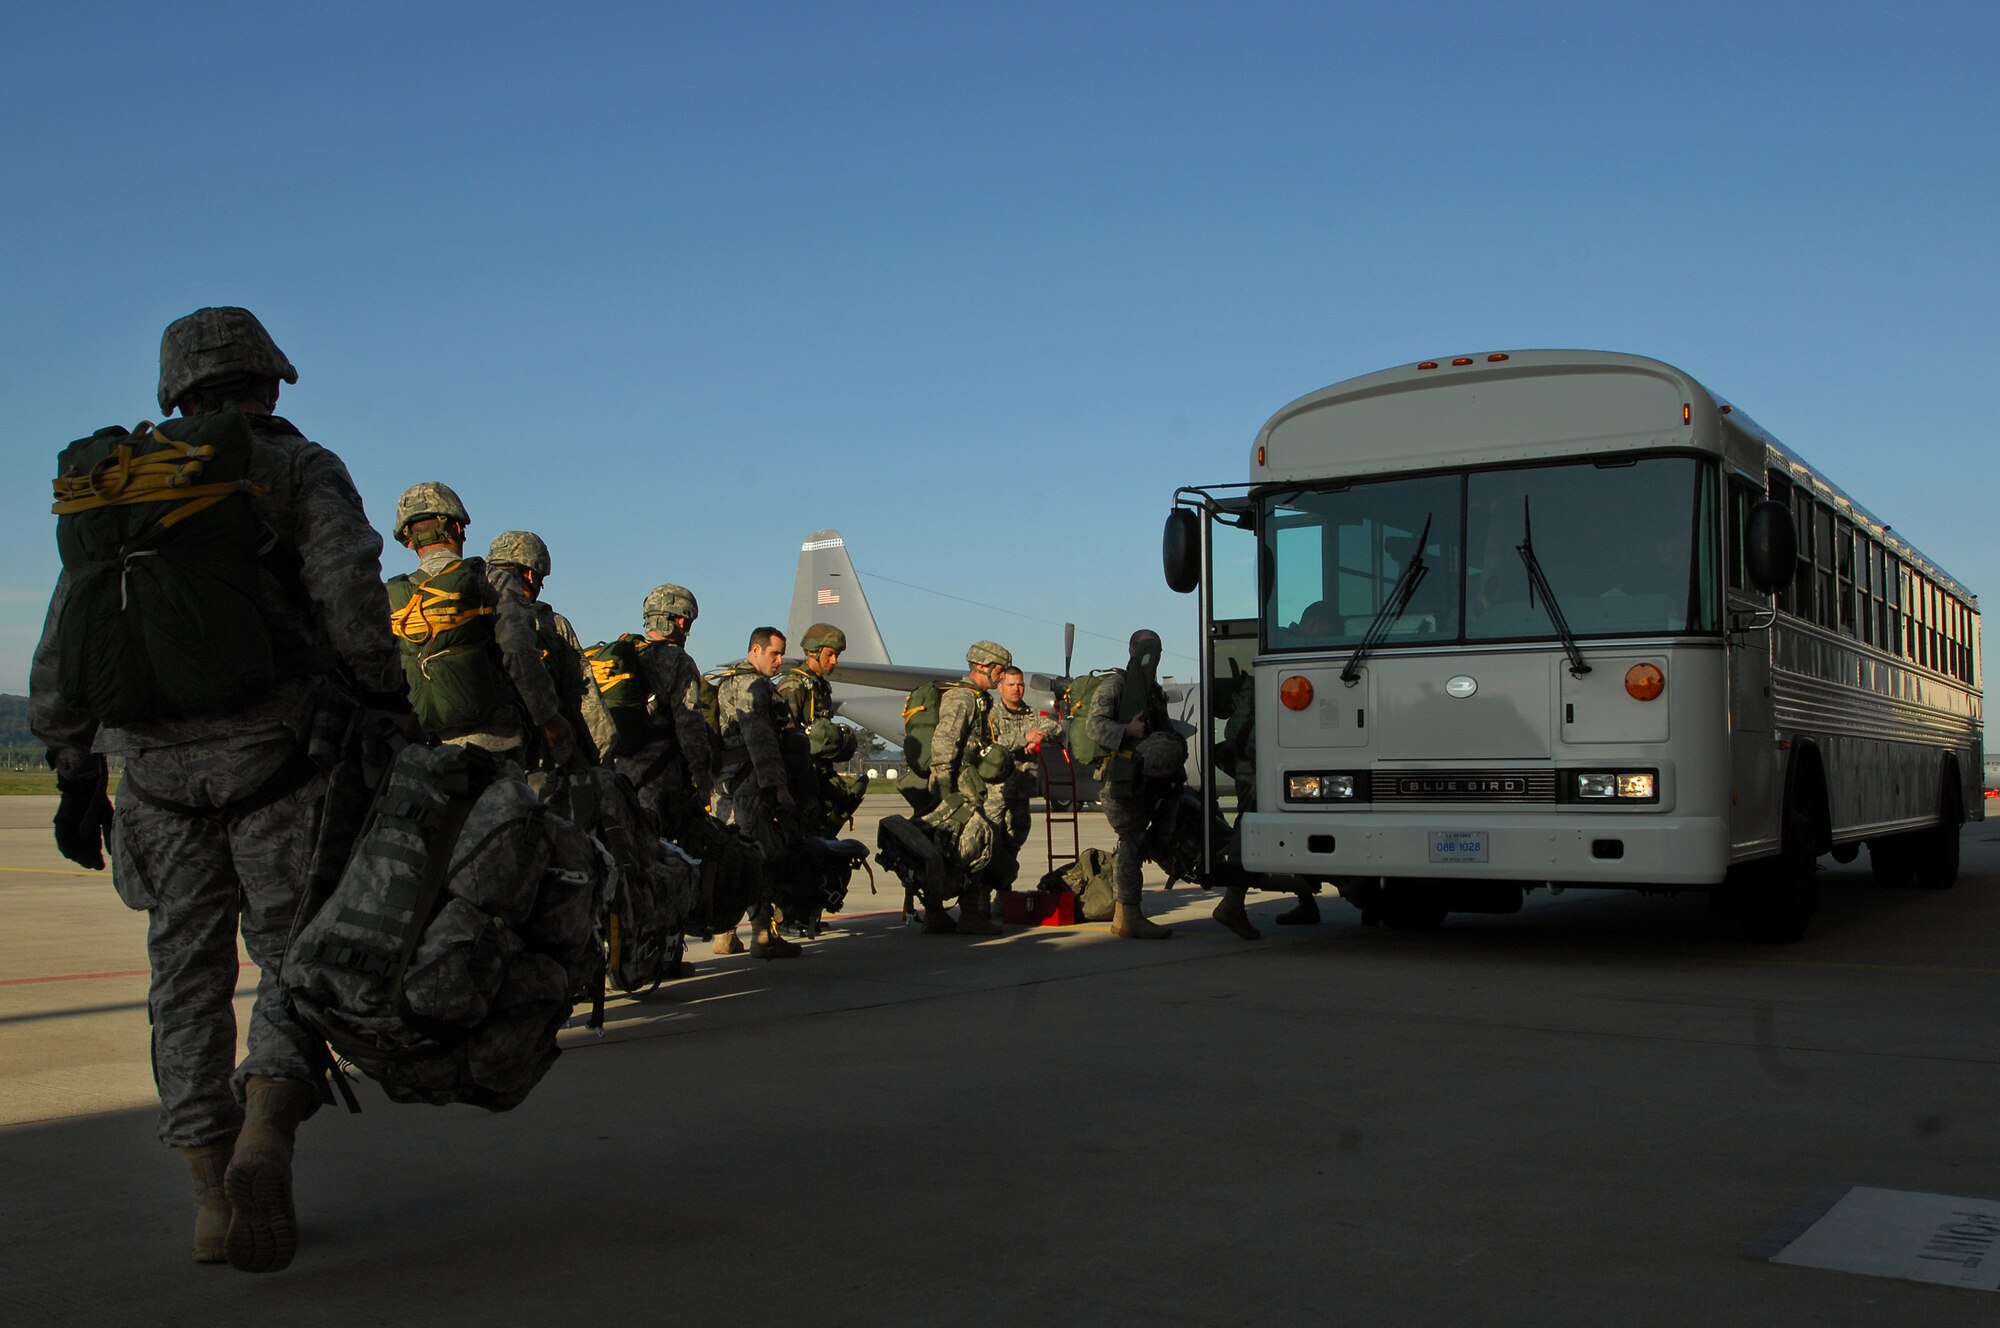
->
1914, 769, 1963, 890
1742, 809, 1817, 944
1378, 881, 1448, 931
1867, 835, 1916, 889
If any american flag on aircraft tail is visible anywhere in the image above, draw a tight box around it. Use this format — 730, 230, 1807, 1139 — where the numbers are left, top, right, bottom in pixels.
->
817, 588, 841, 605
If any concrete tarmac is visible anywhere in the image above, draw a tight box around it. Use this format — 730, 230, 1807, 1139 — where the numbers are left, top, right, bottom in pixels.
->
2, 793, 1997, 1325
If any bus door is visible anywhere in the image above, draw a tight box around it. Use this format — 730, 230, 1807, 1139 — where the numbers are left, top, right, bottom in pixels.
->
1195, 495, 1260, 870
1726, 476, 1780, 854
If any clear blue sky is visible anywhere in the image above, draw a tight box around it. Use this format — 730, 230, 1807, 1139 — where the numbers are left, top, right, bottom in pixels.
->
5, 1, 1996, 693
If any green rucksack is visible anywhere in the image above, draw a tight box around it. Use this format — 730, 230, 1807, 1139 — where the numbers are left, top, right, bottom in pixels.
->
387, 557, 510, 736
582, 634, 649, 759
1061, 671, 1118, 765
50, 409, 282, 725
899, 678, 974, 770
700, 665, 755, 740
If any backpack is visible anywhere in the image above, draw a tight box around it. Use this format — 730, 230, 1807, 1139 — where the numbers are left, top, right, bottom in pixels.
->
582, 634, 649, 760
899, 679, 973, 770
701, 665, 756, 740
282, 742, 607, 1111
1037, 847, 1116, 922
386, 558, 508, 735
50, 409, 282, 725
1061, 671, 1119, 765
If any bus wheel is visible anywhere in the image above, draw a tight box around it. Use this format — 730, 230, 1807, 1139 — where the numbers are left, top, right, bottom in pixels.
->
1378, 881, 1448, 931
1867, 835, 1916, 888
1914, 770, 1963, 890
1742, 809, 1818, 944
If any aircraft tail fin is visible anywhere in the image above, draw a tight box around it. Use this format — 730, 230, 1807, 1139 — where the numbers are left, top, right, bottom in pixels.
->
787, 530, 892, 665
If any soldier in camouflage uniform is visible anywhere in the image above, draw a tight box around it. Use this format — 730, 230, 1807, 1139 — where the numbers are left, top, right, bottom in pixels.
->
1083, 629, 1184, 939
981, 664, 1061, 897
386, 483, 571, 763
615, 583, 717, 836
772, 622, 864, 835
926, 640, 1011, 935
30, 307, 414, 1272
712, 626, 803, 959
487, 530, 603, 768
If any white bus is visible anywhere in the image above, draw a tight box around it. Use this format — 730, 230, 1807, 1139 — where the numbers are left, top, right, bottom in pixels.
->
1164, 350, 1981, 942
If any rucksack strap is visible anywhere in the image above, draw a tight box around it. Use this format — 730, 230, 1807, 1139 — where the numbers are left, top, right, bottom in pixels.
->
51, 428, 267, 528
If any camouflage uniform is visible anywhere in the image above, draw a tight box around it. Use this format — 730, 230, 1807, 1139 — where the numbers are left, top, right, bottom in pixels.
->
714, 661, 791, 927
618, 637, 716, 834
31, 411, 401, 1149
531, 600, 603, 764
1084, 670, 1180, 906
982, 695, 1060, 890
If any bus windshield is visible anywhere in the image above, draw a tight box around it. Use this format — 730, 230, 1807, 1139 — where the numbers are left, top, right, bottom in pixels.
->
1262, 456, 1718, 650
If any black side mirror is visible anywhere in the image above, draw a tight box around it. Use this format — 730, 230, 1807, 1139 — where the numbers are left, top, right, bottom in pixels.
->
1163, 509, 1200, 593
1745, 499, 1796, 595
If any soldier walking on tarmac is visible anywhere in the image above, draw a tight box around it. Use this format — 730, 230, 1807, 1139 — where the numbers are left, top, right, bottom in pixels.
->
713, 626, 805, 959
30, 307, 417, 1272
1083, 629, 1185, 938
487, 529, 602, 768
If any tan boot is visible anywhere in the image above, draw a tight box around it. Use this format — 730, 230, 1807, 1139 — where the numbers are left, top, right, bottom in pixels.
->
751, 924, 802, 959
182, 1142, 233, 1264
712, 929, 745, 956
956, 888, 1002, 936
1110, 900, 1173, 939
224, 1076, 313, 1272
1211, 889, 1261, 941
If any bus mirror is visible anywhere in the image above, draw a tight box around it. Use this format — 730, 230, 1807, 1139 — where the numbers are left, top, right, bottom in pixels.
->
1163, 509, 1200, 593
1745, 499, 1796, 594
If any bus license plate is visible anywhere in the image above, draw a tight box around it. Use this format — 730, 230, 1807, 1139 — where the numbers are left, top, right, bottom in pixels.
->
1428, 831, 1489, 863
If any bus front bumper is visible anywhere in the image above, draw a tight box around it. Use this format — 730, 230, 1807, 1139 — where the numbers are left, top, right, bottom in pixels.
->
1240, 811, 1731, 887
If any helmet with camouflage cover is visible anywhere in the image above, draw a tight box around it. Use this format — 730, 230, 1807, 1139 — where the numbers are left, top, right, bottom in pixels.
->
966, 640, 1012, 669
158, 306, 299, 414
801, 623, 847, 654
643, 583, 699, 632
394, 481, 471, 546
488, 530, 551, 576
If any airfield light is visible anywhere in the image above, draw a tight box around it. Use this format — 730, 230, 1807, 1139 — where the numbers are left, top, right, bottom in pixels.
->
1624, 663, 1665, 701
1279, 675, 1314, 710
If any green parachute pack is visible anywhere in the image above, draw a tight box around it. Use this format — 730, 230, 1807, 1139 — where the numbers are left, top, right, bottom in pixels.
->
385, 557, 507, 735
580, 633, 650, 760
1060, 671, 1120, 765
50, 408, 285, 725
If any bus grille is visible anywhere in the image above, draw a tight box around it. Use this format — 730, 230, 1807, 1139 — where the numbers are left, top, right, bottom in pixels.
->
1373, 771, 1557, 803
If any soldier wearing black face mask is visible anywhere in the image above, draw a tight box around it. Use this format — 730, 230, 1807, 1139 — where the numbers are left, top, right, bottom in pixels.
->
1081, 629, 1186, 939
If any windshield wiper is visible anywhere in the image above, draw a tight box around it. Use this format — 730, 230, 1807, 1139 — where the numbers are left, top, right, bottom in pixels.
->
1517, 497, 1589, 677
1341, 513, 1432, 685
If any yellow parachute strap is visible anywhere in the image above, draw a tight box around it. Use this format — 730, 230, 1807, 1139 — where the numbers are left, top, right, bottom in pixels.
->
390, 566, 495, 645
589, 656, 632, 690
51, 427, 267, 524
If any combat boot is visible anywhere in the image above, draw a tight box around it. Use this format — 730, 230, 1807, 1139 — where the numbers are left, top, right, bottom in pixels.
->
956, 887, 1002, 936
712, 929, 745, 955
1110, 900, 1173, 939
1211, 888, 1261, 941
224, 1075, 313, 1272
751, 923, 802, 959
921, 904, 957, 934
182, 1142, 233, 1264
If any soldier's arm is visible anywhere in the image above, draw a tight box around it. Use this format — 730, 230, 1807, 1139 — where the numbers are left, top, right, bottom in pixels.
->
770, 671, 810, 729
654, 650, 716, 792
26, 574, 100, 778
739, 679, 790, 794
929, 688, 972, 789
1083, 674, 1131, 754
289, 445, 404, 695
487, 565, 561, 726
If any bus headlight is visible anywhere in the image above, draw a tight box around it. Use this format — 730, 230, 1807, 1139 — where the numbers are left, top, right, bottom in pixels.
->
1570, 770, 1658, 802
1286, 772, 1365, 803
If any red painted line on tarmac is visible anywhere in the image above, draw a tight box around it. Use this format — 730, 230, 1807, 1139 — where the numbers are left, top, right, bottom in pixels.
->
0, 962, 251, 987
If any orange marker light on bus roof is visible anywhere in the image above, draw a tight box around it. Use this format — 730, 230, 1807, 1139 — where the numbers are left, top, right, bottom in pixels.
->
1279, 675, 1314, 710
1452, 357, 1473, 366
1418, 361, 1439, 370
1624, 662, 1665, 701
1257, 445, 1266, 466
1682, 404, 1691, 424
1487, 353, 1509, 362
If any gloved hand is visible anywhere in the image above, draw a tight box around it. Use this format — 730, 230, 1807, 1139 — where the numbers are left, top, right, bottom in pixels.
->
52, 755, 113, 871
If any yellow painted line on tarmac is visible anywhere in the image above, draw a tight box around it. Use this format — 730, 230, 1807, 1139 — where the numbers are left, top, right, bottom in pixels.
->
0, 865, 105, 878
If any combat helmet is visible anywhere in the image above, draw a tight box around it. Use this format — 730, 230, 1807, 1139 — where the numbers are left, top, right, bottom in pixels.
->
800, 623, 847, 654
394, 481, 471, 546
157, 307, 298, 414
488, 530, 552, 576
966, 640, 1012, 669
643, 583, 699, 632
